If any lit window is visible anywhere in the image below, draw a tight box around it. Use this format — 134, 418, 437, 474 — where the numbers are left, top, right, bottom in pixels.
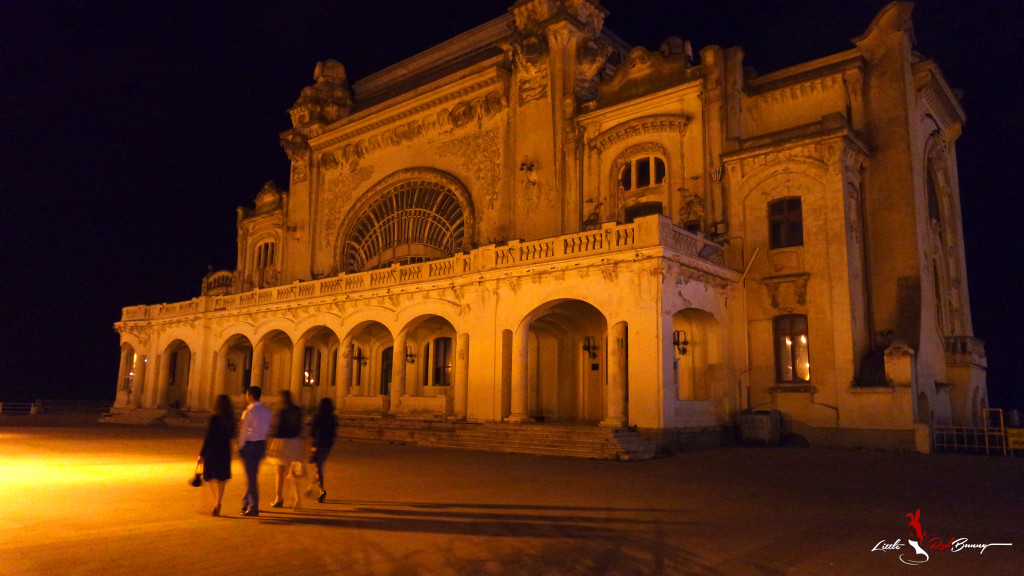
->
619, 156, 666, 192
303, 346, 320, 386
773, 314, 810, 383
768, 197, 803, 249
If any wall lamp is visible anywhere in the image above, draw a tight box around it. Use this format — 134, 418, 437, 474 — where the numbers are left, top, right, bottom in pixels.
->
673, 330, 689, 355
582, 336, 598, 359
353, 348, 368, 366
405, 346, 416, 364
227, 359, 237, 372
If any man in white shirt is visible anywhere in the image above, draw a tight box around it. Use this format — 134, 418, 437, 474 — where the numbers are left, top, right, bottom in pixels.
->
238, 385, 272, 516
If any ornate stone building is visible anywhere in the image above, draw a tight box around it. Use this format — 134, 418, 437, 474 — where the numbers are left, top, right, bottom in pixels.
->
112, 1, 986, 452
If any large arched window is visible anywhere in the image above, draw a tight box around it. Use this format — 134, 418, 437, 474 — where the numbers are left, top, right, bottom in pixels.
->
341, 171, 470, 273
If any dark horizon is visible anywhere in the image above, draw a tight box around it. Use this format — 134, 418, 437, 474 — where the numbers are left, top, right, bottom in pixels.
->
1, 0, 1020, 411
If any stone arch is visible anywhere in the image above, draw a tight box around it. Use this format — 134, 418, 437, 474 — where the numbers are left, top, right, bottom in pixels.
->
671, 308, 724, 403
513, 299, 609, 423
400, 314, 459, 396
342, 320, 395, 400
293, 324, 341, 410
253, 329, 294, 399
160, 339, 192, 409
215, 334, 254, 398
336, 168, 476, 273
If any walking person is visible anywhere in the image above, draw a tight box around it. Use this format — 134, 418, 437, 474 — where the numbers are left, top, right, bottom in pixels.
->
305, 397, 338, 503
197, 394, 236, 516
266, 390, 306, 508
238, 385, 271, 517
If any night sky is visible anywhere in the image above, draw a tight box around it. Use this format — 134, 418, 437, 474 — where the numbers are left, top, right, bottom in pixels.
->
2, 1, 1021, 410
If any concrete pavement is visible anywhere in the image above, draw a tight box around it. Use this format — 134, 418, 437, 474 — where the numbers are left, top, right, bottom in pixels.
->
0, 417, 1021, 575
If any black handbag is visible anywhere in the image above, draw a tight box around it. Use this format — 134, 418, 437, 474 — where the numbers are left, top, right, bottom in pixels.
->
190, 464, 203, 487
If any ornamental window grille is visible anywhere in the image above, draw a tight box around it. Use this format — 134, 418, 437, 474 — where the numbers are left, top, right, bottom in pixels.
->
343, 180, 465, 273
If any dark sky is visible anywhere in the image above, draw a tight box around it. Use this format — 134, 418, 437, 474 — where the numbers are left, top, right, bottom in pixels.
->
2, 0, 1021, 409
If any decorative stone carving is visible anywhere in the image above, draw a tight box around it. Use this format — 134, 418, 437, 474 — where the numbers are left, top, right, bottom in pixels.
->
433, 126, 502, 209
510, 34, 549, 105
678, 189, 705, 225
289, 60, 353, 130
762, 273, 810, 310
589, 115, 689, 154
575, 37, 613, 101
595, 44, 692, 108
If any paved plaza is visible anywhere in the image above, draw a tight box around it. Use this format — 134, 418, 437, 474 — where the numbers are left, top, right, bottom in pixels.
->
0, 415, 1021, 575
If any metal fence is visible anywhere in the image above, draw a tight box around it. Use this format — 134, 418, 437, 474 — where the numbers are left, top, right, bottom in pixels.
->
932, 408, 1023, 456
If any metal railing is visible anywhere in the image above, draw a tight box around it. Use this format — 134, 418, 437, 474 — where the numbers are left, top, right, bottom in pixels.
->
932, 408, 1021, 456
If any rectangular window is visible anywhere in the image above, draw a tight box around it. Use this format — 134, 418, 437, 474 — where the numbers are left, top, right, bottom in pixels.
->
769, 197, 803, 248
773, 314, 810, 383
433, 337, 452, 387
636, 158, 651, 188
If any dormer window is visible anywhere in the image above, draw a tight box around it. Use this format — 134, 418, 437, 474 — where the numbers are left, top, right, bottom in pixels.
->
620, 156, 666, 192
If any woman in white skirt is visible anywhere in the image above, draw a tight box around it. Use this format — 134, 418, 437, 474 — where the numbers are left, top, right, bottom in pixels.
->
266, 391, 306, 508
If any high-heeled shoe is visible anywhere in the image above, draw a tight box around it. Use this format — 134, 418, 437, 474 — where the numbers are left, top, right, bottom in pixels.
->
270, 499, 284, 508
212, 504, 221, 517
318, 490, 326, 503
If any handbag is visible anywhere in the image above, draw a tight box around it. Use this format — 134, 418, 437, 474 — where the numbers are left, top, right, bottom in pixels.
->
190, 464, 203, 487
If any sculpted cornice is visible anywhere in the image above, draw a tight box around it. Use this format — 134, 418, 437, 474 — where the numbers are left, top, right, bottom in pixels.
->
723, 125, 870, 182
587, 114, 691, 154
914, 60, 965, 138
309, 68, 509, 152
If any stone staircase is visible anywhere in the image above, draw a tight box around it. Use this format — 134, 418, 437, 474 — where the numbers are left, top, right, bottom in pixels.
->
338, 418, 658, 460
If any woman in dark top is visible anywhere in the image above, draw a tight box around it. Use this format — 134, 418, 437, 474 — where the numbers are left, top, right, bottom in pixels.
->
266, 390, 305, 507
197, 394, 236, 517
305, 397, 338, 503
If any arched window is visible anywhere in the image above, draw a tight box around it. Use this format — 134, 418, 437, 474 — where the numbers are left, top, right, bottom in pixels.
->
773, 314, 810, 383
619, 156, 666, 192
768, 197, 803, 249
253, 240, 276, 287
342, 177, 467, 273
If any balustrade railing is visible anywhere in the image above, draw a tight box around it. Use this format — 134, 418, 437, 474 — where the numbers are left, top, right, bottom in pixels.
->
119, 216, 735, 322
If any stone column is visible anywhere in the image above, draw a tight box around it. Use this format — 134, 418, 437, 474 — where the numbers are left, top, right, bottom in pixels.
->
117, 348, 132, 407
213, 350, 227, 398
507, 327, 534, 423
336, 338, 353, 409
156, 352, 171, 408
290, 337, 306, 398
601, 321, 628, 427
453, 333, 469, 419
250, 341, 265, 392
130, 354, 148, 409
390, 331, 408, 413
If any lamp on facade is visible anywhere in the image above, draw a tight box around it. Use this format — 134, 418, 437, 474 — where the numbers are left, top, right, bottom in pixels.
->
353, 348, 367, 366
227, 359, 236, 372
673, 330, 689, 355
405, 346, 416, 364
582, 336, 598, 359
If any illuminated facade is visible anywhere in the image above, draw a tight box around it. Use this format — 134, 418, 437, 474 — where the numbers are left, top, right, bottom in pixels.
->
112, 1, 986, 451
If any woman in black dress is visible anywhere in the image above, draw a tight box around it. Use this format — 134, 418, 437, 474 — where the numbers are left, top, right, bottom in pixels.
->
305, 397, 338, 503
197, 394, 236, 516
